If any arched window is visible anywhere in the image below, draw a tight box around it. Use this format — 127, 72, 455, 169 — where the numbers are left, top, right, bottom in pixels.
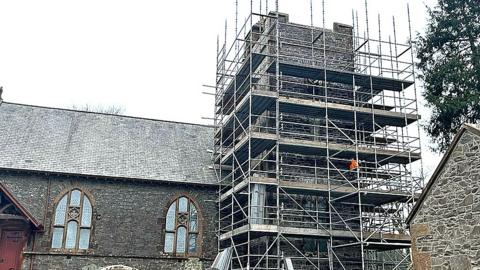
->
164, 196, 200, 255
51, 189, 92, 250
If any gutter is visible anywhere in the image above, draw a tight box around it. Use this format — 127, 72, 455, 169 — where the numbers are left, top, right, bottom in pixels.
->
0, 167, 219, 188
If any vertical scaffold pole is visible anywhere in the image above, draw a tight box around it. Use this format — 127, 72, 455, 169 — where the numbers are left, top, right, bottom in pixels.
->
275, 0, 281, 268
215, 33, 221, 256
310, 0, 314, 65
407, 3, 425, 191
351, 4, 362, 269
362, 0, 374, 267
235, 0, 239, 54
247, 1, 253, 268
322, 0, 335, 269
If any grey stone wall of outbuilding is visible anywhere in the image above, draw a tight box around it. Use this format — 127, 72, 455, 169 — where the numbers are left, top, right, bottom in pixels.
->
410, 131, 480, 270
0, 170, 217, 270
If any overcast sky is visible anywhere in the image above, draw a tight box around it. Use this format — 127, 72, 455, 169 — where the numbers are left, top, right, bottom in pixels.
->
0, 0, 440, 176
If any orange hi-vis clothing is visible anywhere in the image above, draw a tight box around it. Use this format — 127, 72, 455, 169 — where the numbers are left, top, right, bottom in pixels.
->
348, 159, 359, 171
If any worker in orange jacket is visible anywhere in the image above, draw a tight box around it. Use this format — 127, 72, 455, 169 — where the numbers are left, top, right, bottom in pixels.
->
348, 159, 359, 171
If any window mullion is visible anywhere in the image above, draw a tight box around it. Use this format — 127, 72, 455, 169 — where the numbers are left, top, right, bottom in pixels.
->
61, 191, 71, 248
186, 200, 190, 254
173, 199, 178, 255
76, 193, 84, 250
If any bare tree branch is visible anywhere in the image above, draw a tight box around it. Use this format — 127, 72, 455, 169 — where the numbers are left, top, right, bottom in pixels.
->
70, 103, 126, 115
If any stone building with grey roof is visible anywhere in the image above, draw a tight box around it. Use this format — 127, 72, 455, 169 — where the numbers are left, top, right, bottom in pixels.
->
407, 124, 480, 269
0, 102, 217, 270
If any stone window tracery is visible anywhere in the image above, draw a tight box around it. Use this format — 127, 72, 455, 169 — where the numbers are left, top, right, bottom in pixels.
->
51, 189, 92, 250
164, 196, 199, 255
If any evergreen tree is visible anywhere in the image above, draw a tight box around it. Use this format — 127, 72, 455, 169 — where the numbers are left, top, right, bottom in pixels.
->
416, 0, 480, 152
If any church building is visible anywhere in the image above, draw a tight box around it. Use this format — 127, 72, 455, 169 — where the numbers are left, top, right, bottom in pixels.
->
0, 101, 217, 270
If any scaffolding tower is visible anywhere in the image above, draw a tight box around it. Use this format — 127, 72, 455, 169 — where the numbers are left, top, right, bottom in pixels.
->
213, 1, 423, 269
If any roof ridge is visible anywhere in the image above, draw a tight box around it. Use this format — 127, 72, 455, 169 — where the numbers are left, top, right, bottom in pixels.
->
1, 101, 213, 128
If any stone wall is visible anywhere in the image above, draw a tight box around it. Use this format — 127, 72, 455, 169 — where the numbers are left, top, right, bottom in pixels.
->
252, 13, 355, 105
411, 131, 480, 269
0, 171, 217, 270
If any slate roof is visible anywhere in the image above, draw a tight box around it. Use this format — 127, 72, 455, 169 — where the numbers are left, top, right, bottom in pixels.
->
0, 102, 216, 185
0, 182, 43, 230
406, 123, 480, 224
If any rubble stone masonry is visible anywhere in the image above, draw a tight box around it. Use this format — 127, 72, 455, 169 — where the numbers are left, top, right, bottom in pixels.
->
0, 171, 217, 270
411, 132, 480, 269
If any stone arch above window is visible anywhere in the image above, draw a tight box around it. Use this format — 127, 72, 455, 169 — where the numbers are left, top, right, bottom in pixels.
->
164, 196, 200, 256
100, 266, 138, 270
51, 189, 93, 251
